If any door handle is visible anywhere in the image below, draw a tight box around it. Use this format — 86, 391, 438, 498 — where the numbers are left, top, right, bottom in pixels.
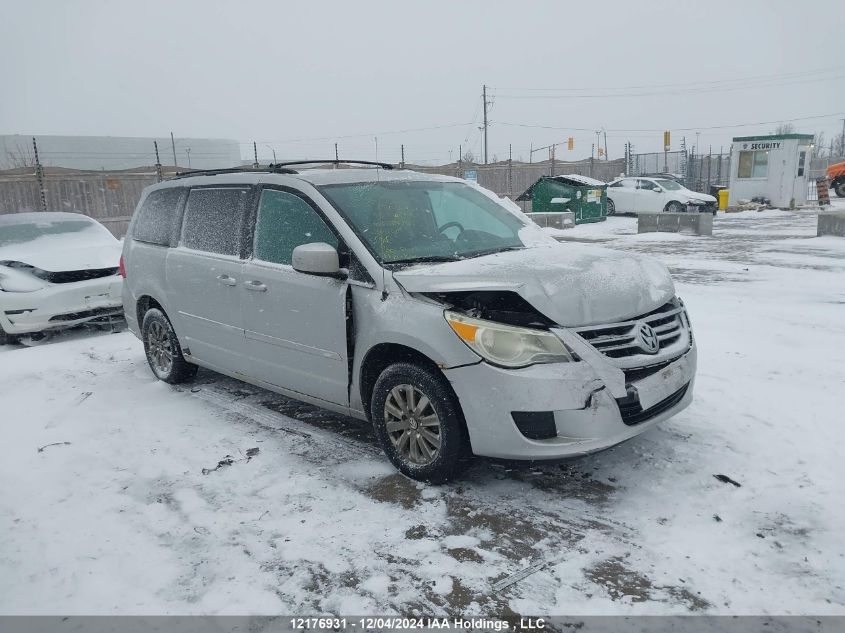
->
216, 274, 237, 286
244, 280, 267, 292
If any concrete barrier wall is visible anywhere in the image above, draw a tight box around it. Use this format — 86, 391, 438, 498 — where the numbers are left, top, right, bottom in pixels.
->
817, 211, 845, 237
638, 213, 713, 236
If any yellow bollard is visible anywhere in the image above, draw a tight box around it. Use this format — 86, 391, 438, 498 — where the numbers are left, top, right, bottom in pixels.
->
718, 189, 729, 211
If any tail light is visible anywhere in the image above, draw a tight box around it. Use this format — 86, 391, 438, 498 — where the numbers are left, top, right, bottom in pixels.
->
118, 255, 126, 278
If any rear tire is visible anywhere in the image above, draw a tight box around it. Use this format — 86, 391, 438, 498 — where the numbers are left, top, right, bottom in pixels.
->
665, 201, 684, 213
370, 362, 466, 484
141, 308, 197, 384
606, 199, 616, 216
834, 179, 845, 198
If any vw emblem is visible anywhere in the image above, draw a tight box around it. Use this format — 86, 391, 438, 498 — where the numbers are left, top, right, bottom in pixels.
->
636, 322, 659, 354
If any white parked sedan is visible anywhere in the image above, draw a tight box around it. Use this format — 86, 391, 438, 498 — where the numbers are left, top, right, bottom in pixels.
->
0, 212, 123, 344
606, 177, 716, 215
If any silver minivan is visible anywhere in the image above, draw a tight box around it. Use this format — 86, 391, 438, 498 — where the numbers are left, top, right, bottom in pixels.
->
121, 162, 696, 482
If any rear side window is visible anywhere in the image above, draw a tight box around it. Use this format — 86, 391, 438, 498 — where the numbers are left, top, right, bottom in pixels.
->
132, 188, 183, 245
181, 187, 250, 256
254, 189, 338, 265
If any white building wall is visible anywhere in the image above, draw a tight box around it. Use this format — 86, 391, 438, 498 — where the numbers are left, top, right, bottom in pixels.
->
728, 136, 814, 208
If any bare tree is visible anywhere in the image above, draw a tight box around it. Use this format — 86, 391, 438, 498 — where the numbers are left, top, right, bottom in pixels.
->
814, 132, 826, 157
835, 132, 845, 158
461, 149, 476, 164
774, 123, 795, 135
5, 142, 36, 168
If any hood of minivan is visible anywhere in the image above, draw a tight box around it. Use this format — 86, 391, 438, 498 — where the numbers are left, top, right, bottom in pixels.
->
393, 243, 675, 327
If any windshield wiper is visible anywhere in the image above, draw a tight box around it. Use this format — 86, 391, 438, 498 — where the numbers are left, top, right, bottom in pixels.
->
464, 245, 525, 259
387, 255, 461, 265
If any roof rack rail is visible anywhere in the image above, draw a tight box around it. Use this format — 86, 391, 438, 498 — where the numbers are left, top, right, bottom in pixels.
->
171, 166, 298, 179
269, 159, 395, 170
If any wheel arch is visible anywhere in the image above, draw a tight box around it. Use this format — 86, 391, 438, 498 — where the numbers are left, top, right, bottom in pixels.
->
359, 343, 440, 418
136, 295, 166, 328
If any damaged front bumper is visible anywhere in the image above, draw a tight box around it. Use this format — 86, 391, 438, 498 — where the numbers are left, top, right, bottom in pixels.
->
443, 341, 696, 460
0, 276, 123, 335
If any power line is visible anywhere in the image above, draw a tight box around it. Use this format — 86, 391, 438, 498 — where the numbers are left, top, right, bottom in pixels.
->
495, 111, 845, 134
493, 73, 845, 99
491, 64, 845, 93
242, 122, 473, 146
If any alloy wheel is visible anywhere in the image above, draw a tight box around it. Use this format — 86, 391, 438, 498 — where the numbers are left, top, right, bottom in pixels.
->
147, 321, 173, 375
384, 384, 442, 465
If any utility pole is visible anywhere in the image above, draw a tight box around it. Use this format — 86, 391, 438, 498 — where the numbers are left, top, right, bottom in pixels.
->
335, 143, 339, 161
154, 141, 162, 182
400, 144, 405, 168
507, 144, 512, 196
529, 142, 533, 164
482, 84, 489, 165
252, 142, 259, 169
603, 129, 609, 161
33, 137, 47, 211
170, 132, 178, 167
374, 137, 378, 161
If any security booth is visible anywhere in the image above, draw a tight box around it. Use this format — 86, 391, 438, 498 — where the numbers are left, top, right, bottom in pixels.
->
517, 174, 607, 224
728, 134, 814, 208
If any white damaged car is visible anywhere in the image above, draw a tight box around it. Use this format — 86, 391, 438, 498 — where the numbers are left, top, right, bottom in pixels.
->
0, 212, 123, 344
606, 176, 716, 215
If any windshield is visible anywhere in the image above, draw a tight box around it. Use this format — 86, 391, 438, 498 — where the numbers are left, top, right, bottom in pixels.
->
320, 181, 528, 264
0, 217, 105, 248
655, 179, 683, 191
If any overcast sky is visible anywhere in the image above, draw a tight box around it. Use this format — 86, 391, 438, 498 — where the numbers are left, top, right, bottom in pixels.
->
1, 0, 843, 164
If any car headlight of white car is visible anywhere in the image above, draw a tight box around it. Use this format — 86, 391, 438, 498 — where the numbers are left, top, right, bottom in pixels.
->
445, 310, 575, 368
0, 264, 46, 292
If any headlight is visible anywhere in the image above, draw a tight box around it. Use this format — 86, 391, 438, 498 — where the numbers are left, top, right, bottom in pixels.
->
0, 267, 46, 293
444, 310, 575, 368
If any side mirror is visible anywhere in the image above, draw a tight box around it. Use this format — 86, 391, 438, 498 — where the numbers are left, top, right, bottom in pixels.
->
652, 187, 662, 192
292, 243, 342, 277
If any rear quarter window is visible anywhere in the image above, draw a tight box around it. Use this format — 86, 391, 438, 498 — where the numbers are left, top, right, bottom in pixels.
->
181, 187, 251, 256
132, 188, 184, 246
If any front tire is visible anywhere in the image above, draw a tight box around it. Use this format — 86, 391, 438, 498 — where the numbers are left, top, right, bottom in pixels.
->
370, 362, 466, 483
665, 201, 685, 213
141, 308, 197, 384
834, 179, 845, 198
0, 323, 19, 346
606, 198, 616, 216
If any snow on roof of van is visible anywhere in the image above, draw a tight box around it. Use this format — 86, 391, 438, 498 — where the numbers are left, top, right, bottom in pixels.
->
294, 168, 462, 186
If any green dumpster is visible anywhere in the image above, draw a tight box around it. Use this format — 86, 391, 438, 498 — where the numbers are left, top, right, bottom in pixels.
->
517, 174, 607, 224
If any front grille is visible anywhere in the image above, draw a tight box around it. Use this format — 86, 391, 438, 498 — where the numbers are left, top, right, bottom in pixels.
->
616, 382, 690, 426
575, 300, 687, 359
39, 268, 119, 284
623, 359, 676, 384
48, 306, 122, 322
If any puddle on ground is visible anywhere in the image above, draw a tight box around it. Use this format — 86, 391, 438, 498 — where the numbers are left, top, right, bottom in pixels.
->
366, 473, 423, 509
584, 556, 711, 610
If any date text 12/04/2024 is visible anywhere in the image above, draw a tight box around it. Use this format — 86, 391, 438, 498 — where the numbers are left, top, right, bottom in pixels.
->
289, 618, 547, 631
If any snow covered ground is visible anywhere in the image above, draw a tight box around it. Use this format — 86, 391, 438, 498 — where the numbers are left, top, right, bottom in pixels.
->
1, 203, 844, 616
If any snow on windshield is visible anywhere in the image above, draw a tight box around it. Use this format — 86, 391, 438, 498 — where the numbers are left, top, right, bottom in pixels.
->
0, 218, 101, 247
